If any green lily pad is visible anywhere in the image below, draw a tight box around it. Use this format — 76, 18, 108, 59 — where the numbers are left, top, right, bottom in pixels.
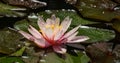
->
0, 2, 26, 17
0, 56, 24, 63
14, 19, 29, 32
74, 0, 120, 22
0, 28, 24, 54
41, 52, 89, 63
78, 27, 115, 42
21, 47, 44, 63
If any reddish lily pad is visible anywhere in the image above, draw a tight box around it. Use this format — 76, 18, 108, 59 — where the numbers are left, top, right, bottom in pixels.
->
86, 42, 115, 63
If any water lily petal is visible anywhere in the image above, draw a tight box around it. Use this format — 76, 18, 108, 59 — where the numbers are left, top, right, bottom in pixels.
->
46, 18, 53, 25
18, 30, 34, 41
63, 25, 80, 38
53, 45, 67, 54
55, 18, 60, 25
28, 25, 42, 39
51, 14, 60, 25
67, 36, 89, 43
37, 16, 45, 30
67, 31, 78, 41
44, 28, 54, 39
34, 38, 51, 48
60, 16, 72, 34
54, 17, 72, 40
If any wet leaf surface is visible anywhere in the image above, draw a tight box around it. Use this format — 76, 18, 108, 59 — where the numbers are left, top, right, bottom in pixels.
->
78, 27, 115, 42
0, 2, 26, 17
1, 0, 47, 9
21, 47, 45, 63
0, 56, 24, 63
74, 0, 120, 22
0, 28, 24, 54
86, 42, 115, 63
40, 52, 89, 63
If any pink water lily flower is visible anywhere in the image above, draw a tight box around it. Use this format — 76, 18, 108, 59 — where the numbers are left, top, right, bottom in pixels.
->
19, 15, 89, 54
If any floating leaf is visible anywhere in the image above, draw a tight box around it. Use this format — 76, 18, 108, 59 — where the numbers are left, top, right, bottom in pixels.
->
0, 56, 24, 63
78, 27, 115, 42
14, 19, 29, 32
1, 0, 47, 9
0, 28, 24, 54
0, 2, 26, 17
86, 42, 115, 63
74, 0, 120, 22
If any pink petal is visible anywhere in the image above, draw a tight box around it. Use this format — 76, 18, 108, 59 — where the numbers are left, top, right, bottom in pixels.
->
60, 16, 72, 34
18, 30, 34, 41
54, 17, 72, 40
54, 18, 60, 25
37, 16, 45, 29
53, 45, 67, 54
51, 14, 60, 25
63, 25, 80, 38
67, 36, 89, 43
67, 31, 78, 41
46, 18, 53, 25
28, 25, 42, 39
34, 38, 51, 48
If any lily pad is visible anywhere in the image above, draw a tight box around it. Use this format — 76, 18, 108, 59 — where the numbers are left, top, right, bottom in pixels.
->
86, 42, 115, 63
1, 0, 47, 9
74, 0, 120, 22
14, 19, 29, 32
0, 2, 26, 17
41, 52, 89, 63
0, 28, 24, 54
0, 56, 24, 63
78, 27, 115, 42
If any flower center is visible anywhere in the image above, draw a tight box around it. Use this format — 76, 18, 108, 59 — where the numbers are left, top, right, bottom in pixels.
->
39, 24, 62, 45
45, 24, 62, 30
